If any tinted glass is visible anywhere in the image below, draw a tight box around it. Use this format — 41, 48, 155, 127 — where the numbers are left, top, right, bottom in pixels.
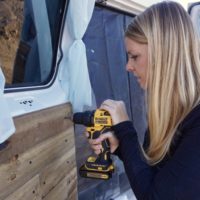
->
0, 0, 66, 87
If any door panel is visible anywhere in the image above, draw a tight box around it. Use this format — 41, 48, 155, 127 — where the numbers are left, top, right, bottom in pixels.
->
0, 103, 77, 200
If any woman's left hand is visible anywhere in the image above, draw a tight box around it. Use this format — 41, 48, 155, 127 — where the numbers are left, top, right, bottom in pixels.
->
86, 131, 119, 154
100, 99, 129, 125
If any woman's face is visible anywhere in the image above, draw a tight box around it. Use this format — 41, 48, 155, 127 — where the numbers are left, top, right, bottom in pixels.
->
125, 37, 148, 89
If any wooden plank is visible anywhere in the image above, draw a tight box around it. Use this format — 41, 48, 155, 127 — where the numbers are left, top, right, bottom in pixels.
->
4, 174, 41, 200
0, 127, 74, 199
40, 147, 76, 198
0, 103, 72, 164
43, 168, 77, 200
0, 103, 77, 200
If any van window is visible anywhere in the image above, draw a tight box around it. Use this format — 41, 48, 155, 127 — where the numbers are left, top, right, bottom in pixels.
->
0, 0, 66, 88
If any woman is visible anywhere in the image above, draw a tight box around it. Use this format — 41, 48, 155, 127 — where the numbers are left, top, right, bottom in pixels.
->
88, 1, 200, 199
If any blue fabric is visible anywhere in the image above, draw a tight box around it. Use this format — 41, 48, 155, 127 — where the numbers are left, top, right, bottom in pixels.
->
112, 104, 200, 200
83, 7, 147, 141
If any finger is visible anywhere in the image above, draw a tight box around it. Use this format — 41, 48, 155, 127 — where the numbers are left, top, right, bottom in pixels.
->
100, 101, 117, 116
91, 144, 102, 151
88, 138, 101, 145
100, 103, 111, 110
100, 99, 114, 108
101, 100, 115, 108
98, 132, 113, 142
102, 99, 116, 105
84, 131, 89, 138
94, 149, 101, 155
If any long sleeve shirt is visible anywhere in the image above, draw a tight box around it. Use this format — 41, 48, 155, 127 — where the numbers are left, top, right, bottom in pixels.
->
112, 104, 200, 200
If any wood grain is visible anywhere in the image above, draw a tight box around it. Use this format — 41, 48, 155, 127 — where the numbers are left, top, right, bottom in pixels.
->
0, 103, 77, 200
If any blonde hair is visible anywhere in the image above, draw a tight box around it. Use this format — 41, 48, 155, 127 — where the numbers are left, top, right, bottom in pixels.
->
126, 1, 200, 164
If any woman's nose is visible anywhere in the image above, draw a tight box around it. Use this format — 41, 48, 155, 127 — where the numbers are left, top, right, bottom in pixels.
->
126, 62, 135, 72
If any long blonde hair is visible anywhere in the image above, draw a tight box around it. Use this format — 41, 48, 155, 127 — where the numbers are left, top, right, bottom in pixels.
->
126, 1, 200, 165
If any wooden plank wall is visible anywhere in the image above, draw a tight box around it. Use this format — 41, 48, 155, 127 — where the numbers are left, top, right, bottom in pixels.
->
0, 103, 77, 200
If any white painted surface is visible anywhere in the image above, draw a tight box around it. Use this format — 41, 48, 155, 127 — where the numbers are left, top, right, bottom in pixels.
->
114, 189, 137, 200
0, 68, 15, 143
58, 0, 95, 112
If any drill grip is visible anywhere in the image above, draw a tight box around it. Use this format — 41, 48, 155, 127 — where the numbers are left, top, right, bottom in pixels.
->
87, 126, 112, 162
88, 129, 109, 147
93, 128, 111, 161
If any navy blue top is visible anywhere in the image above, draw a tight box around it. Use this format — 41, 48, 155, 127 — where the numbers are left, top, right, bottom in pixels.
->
112, 104, 200, 200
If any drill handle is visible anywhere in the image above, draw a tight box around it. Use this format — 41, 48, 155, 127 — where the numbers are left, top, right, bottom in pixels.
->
98, 128, 111, 161
87, 127, 112, 162
87, 127, 110, 142
87, 127, 111, 152
89, 130, 110, 146
101, 137, 110, 151
97, 138, 112, 163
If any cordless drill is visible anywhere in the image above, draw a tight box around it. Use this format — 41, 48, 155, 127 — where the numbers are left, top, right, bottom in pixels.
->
73, 109, 115, 180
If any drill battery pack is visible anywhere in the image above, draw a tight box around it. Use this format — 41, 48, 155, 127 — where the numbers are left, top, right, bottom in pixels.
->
79, 155, 114, 180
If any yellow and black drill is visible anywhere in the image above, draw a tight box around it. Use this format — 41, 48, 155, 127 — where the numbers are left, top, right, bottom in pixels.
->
73, 109, 115, 180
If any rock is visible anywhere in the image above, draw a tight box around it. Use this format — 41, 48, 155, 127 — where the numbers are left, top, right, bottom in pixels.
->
0, 0, 24, 84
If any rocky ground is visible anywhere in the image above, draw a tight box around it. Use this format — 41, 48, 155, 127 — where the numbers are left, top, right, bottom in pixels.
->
0, 0, 23, 84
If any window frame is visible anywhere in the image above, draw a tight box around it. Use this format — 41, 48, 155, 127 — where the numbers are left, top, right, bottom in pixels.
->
4, 0, 70, 93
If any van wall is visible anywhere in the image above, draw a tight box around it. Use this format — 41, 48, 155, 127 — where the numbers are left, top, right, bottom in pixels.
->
0, 103, 77, 200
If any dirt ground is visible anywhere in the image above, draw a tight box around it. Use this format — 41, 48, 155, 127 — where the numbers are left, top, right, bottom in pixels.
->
0, 0, 24, 84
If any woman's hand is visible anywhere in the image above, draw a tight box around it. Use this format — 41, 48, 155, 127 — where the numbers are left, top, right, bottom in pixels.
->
100, 99, 129, 125
86, 131, 119, 154
85, 99, 128, 155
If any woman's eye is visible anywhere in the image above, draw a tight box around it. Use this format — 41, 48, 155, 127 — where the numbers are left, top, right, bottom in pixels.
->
130, 55, 138, 61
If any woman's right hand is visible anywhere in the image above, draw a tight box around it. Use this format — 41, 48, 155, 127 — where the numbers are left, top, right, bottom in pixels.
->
85, 131, 119, 155
100, 99, 129, 125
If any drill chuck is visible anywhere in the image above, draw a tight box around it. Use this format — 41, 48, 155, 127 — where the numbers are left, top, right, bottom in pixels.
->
73, 111, 95, 127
